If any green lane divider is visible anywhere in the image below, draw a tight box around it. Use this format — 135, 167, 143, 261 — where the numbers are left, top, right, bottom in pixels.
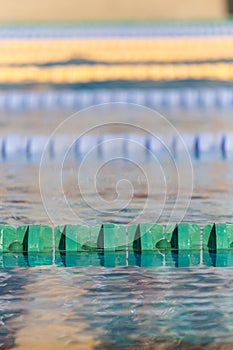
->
0, 223, 233, 256
55, 224, 126, 252
128, 223, 164, 252
0, 225, 52, 253
0, 225, 17, 252
1, 221, 233, 268
17, 225, 53, 253
203, 223, 233, 251
128, 223, 200, 252
164, 223, 200, 250
55, 224, 92, 252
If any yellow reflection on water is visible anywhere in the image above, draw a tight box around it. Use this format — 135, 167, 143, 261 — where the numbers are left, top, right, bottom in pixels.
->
10, 266, 100, 350
1, 37, 233, 64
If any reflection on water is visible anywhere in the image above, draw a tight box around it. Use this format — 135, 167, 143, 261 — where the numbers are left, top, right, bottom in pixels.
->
2, 250, 233, 269
1, 266, 233, 349
0, 270, 28, 349
0, 250, 201, 269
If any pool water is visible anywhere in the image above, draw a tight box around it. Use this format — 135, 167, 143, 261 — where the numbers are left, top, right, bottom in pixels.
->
1, 104, 233, 350
2, 266, 233, 349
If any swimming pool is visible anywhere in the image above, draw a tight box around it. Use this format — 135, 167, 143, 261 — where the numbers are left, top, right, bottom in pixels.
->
1, 105, 233, 349
1, 22, 233, 349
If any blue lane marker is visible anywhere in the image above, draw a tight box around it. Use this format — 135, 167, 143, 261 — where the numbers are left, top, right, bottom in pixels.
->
0, 132, 231, 161
194, 135, 200, 159
221, 134, 227, 159
0, 89, 233, 110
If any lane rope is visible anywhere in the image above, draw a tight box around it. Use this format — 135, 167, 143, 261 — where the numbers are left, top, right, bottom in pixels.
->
0, 132, 232, 159
1, 89, 233, 109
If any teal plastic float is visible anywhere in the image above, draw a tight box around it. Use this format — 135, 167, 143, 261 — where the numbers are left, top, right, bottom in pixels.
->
0, 222, 233, 267
0, 224, 52, 253
55, 224, 126, 252
203, 223, 233, 250
0, 223, 233, 254
128, 223, 200, 252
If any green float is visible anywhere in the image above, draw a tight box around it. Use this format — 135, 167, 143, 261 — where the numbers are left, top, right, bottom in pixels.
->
0, 225, 52, 253
16, 225, 52, 253
55, 224, 126, 252
128, 223, 164, 252
95, 224, 126, 251
164, 223, 200, 250
203, 223, 233, 250
128, 223, 200, 252
0, 225, 17, 252
2, 223, 233, 256
55, 224, 91, 251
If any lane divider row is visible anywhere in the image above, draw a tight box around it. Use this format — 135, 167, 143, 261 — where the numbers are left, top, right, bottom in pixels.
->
0, 222, 232, 252
0, 133, 232, 160
1, 23, 233, 38
0, 223, 232, 268
1, 89, 233, 109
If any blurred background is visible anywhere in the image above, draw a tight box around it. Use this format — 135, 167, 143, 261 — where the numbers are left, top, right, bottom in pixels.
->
1, 0, 233, 118
2, 0, 233, 226
2, 4, 233, 349
0, 0, 231, 21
